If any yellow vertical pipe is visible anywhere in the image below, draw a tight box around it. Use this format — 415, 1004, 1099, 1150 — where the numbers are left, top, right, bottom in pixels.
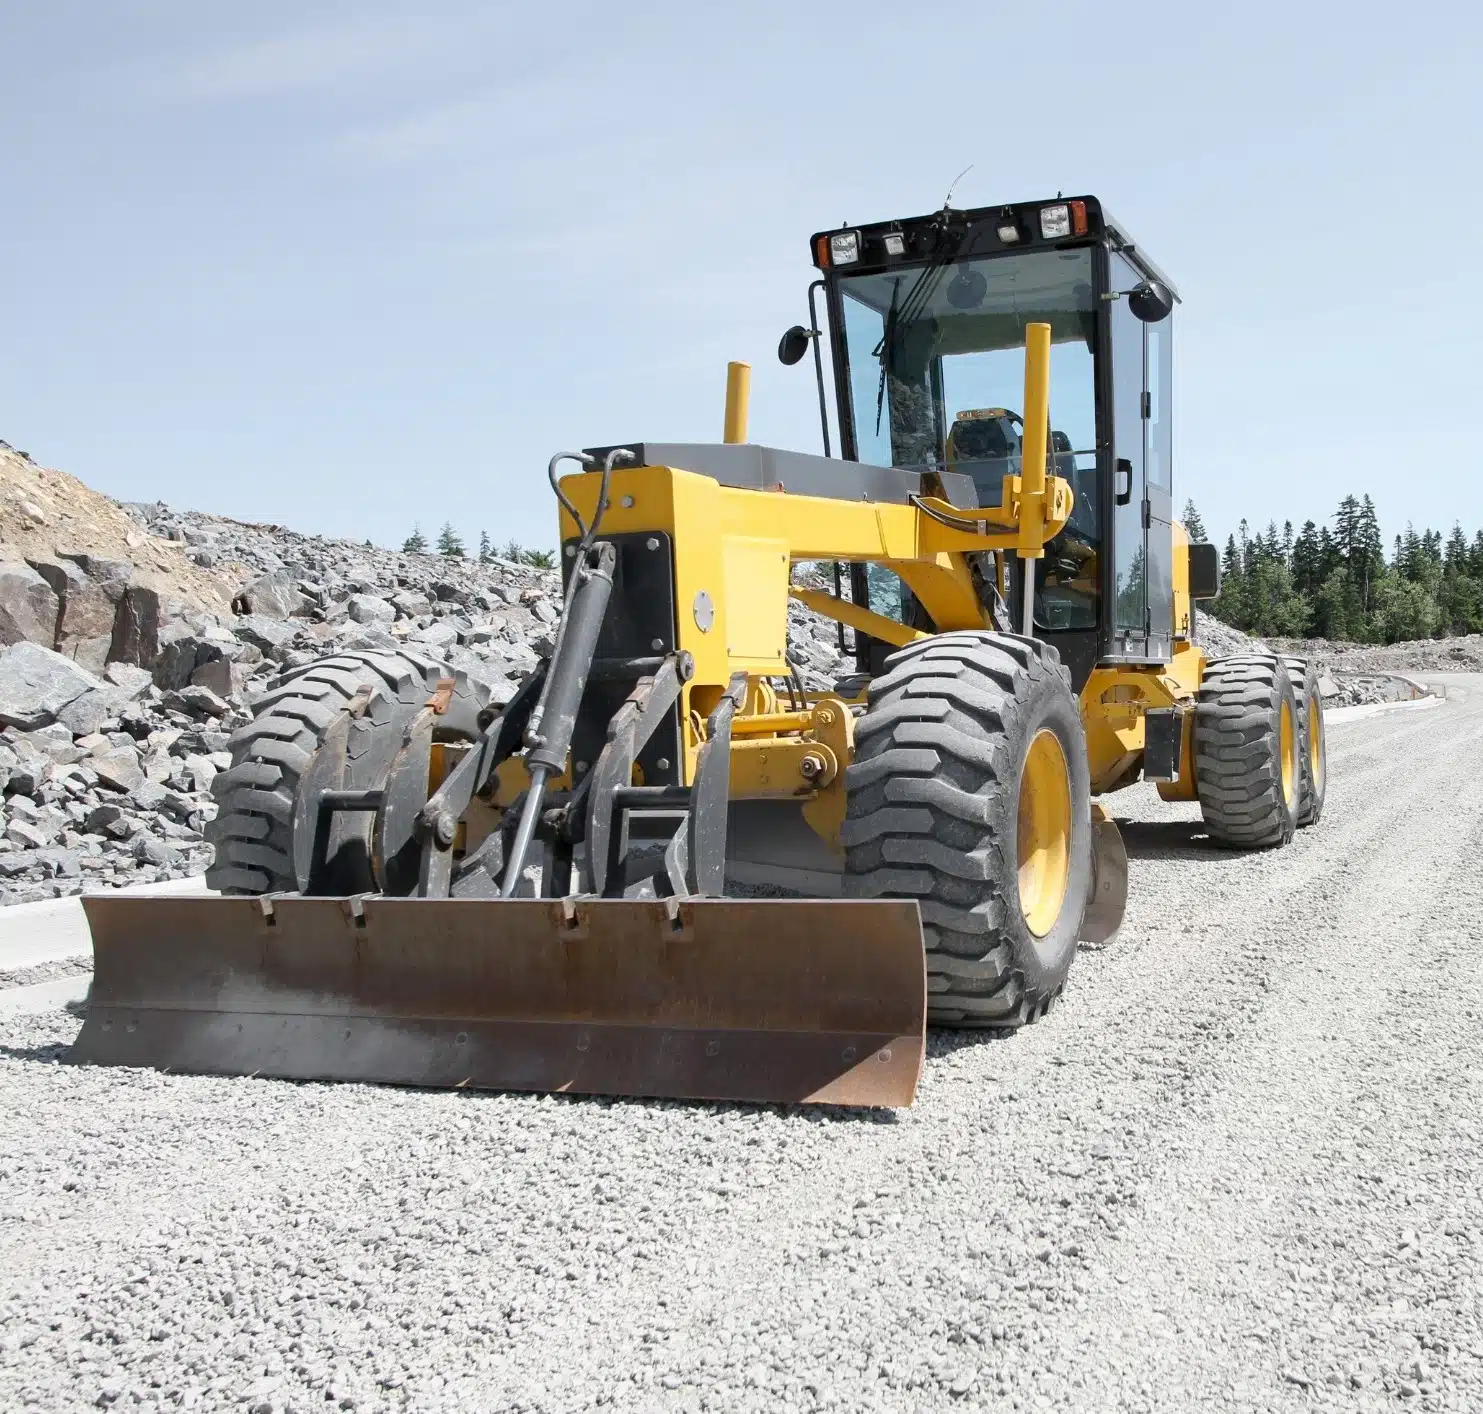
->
1017, 323, 1051, 557
723, 361, 751, 444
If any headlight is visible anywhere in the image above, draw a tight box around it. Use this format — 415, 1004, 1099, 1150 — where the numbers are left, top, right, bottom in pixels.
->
1039, 204, 1071, 239
996, 221, 1021, 243
883, 232, 905, 257
829, 230, 861, 265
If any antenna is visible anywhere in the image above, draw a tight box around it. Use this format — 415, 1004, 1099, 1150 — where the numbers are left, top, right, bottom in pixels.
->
942, 164, 974, 210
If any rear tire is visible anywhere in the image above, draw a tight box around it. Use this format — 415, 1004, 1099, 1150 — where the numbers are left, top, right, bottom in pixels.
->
205, 650, 485, 896
1193, 655, 1300, 849
1280, 655, 1326, 827
842, 632, 1092, 1029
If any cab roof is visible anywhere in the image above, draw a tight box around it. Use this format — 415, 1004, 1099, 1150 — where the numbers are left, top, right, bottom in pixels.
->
811, 194, 1179, 301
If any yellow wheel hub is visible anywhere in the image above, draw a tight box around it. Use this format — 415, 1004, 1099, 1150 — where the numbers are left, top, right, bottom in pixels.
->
1308, 698, 1324, 794
1279, 699, 1297, 809
1017, 729, 1072, 938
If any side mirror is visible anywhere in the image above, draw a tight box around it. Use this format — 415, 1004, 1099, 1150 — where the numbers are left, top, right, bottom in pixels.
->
1128, 280, 1174, 323
777, 325, 812, 366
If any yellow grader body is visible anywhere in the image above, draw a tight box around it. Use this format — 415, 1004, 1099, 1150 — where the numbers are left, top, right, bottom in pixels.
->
74, 194, 1325, 1107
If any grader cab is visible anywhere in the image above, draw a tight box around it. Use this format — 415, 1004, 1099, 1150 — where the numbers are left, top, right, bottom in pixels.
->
73, 194, 1327, 1107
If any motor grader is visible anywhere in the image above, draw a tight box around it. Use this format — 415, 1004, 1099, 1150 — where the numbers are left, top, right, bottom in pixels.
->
74, 193, 1327, 1107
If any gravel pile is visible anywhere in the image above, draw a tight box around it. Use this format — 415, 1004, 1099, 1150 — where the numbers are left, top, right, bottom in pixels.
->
1264, 633, 1483, 678
1194, 615, 1444, 706
1, 674, 1480, 1411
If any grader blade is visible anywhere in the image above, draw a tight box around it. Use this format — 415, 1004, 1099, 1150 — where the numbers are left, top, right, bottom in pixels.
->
72, 895, 926, 1107
1079, 804, 1128, 946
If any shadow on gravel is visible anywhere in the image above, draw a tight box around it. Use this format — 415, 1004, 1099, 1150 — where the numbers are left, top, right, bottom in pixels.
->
1115, 818, 1231, 862
927, 1029, 1016, 1060
0, 1041, 69, 1065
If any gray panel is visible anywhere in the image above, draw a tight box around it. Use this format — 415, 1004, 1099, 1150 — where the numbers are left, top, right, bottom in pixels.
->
582, 442, 978, 508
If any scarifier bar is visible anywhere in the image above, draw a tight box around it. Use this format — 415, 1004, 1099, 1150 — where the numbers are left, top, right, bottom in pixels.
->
73, 895, 927, 1106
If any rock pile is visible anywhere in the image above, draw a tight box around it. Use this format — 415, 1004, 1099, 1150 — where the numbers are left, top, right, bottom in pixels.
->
0, 491, 852, 904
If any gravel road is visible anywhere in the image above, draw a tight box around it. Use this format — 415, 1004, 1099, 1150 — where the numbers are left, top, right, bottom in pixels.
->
2, 678, 1480, 1414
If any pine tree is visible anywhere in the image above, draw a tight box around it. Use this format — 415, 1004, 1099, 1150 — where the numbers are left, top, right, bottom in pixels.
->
1445, 524, 1468, 570
401, 524, 428, 554
478, 530, 493, 564
436, 523, 466, 559
1291, 521, 1322, 600
1180, 500, 1208, 542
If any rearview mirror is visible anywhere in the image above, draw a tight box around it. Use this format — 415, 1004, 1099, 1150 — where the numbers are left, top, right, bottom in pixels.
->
777, 325, 812, 366
1128, 280, 1174, 323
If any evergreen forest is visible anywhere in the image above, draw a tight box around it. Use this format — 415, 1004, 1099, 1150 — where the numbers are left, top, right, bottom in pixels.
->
1186, 497, 1483, 644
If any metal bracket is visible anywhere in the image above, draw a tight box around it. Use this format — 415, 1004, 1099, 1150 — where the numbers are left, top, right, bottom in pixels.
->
585, 656, 687, 895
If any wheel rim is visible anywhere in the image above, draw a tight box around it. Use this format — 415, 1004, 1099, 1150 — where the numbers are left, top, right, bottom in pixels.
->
1308, 697, 1324, 795
1279, 699, 1297, 810
1017, 729, 1072, 938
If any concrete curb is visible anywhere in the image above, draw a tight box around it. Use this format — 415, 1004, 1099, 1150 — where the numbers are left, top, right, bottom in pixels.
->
0, 974, 90, 1019
0, 875, 213, 972
1326, 693, 1448, 725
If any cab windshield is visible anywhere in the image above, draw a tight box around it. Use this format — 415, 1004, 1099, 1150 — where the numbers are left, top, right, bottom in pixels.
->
837, 246, 1099, 629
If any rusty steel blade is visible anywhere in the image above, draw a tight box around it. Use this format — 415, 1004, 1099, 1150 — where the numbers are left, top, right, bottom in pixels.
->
73, 895, 926, 1107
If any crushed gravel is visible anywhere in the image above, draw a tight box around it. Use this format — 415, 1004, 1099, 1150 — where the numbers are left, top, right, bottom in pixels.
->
0, 955, 91, 991
1, 676, 1480, 1413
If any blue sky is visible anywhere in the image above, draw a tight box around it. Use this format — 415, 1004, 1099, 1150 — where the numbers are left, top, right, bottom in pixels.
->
1, 1, 1478, 554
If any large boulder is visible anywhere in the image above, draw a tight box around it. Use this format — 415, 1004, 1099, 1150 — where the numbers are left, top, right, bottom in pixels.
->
0, 642, 104, 730
234, 614, 297, 658
109, 584, 160, 669
56, 552, 134, 597
347, 593, 395, 625
28, 559, 116, 673
233, 569, 304, 619
0, 563, 60, 647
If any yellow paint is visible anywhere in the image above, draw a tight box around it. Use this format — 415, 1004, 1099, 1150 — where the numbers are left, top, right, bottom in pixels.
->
800, 696, 855, 849
1017, 728, 1071, 935
721, 537, 789, 668
1080, 665, 1192, 795
723, 361, 751, 444
1279, 698, 1297, 810
1017, 322, 1052, 561
1170, 519, 1196, 642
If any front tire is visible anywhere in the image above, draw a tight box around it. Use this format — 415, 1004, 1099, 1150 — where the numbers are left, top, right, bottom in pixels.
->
205, 650, 485, 895
842, 632, 1092, 1029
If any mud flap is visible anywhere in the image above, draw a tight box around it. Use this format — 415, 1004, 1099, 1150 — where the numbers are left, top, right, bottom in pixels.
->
73, 895, 927, 1107
1079, 804, 1128, 946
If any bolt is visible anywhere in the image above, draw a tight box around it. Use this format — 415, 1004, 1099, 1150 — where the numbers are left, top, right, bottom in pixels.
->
799, 753, 827, 781
564, 544, 577, 558
655, 757, 670, 770
646, 537, 660, 550
651, 638, 665, 650
574, 761, 589, 775
434, 811, 458, 847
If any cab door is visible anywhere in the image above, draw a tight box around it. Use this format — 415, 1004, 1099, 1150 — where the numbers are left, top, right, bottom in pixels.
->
1109, 254, 1150, 657
1143, 312, 1174, 659
1108, 252, 1174, 660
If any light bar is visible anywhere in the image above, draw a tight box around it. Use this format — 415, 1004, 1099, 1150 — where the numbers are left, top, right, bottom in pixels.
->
1039, 204, 1071, 239
829, 230, 861, 265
